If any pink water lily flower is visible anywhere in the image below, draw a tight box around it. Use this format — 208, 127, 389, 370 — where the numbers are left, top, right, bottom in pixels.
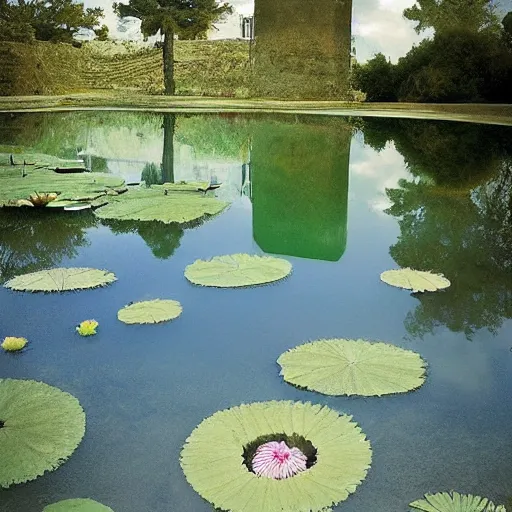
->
252, 441, 307, 479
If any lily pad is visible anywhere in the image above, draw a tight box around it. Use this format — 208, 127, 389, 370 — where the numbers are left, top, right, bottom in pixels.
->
0, 379, 86, 488
0, 153, 84, 168
46, 200, 92, 210
184, 254, 292, 288
117, 299, 183, 324
93, 188, 228, 224
5, 267, 117, 292
410, 491, 506, 512
180, 400, 372, 512
65, 205, 92, 212
152, 182, 210, 192
43, 498, 114, 512
0, 164, 124, 207
380, 268, 450, 292
277, 338, 426, 397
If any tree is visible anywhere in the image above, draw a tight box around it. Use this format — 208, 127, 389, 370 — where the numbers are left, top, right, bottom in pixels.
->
403, 0, 501, 35
503, 11, 512, 47
354, 27, 512, 103
351, 53, 398, 101
0, 0, 35, 42
113, 0, 232, 95
0, 0, 104, 43
94, 24, 109, 41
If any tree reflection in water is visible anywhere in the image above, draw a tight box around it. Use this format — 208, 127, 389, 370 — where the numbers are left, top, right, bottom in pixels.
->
0, 208, 97, 283
358, 118, 512, 340
102, 219, 183, 260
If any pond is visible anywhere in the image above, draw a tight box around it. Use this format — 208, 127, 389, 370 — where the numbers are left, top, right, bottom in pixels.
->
0, 111, 511, 512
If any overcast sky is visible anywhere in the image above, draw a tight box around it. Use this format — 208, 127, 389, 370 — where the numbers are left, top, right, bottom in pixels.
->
84, 0, 512, 63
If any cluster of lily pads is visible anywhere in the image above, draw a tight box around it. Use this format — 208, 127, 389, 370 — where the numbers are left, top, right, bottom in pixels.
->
0, 159, 506, 512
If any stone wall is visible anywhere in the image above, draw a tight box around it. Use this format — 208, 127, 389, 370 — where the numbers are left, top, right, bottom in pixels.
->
252, 0, 352, 99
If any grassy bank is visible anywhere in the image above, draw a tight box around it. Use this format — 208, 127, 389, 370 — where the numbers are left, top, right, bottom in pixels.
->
0, 40, 251, 97
0, 92, 512, 126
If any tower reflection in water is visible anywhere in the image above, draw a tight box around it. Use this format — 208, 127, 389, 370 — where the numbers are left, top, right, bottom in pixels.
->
250, 117, 351, 261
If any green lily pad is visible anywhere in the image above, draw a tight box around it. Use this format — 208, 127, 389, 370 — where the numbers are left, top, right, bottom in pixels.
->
0, 153, 85, 168
0, 379, 86, 488
117, 299, 183, 324
46, 200, 92, 209
93, 188, 228, 224
180, 400, 372, 512
184, 253, 292, 288
5, 267, 117, 292
380, 268, 451, 292
152, 182, 210, 192
277, 338, 427, 397
43, 498, 114, 512
0, 164, 124, 207
410, 491, 506, 512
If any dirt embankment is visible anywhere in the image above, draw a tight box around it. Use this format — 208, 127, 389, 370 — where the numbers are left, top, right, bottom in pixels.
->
0, 40, 251, 97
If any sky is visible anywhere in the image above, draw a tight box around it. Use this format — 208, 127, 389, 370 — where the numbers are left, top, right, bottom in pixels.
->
84, 0, 512, 63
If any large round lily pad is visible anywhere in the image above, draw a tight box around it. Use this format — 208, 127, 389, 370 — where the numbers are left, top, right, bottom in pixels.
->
43, 499, 114, 512
4, 267, 117, 292
117, 299, 183, 324
93, 189, 228, 224
184, 253, 292, 288
410, 491, 506, 512
180, 400, 372, 512
0, 379, 86, 488
277, 338, 427, 397
0, 161, 124, 207
380, 268, 450, 292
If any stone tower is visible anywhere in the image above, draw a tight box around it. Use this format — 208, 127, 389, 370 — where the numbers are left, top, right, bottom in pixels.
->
252, 0, 353, 99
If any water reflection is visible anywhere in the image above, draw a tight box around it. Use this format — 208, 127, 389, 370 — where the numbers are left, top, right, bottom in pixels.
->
357, 118, 512, 340
140, 114, 176, 186
386, 164, 512, 340
251, 117, 351, 261
0, 208, 97, 283
357, 118, 512, 189
102, 219, 183, 259
2, 112, 512, 339
2, 112, 512, 512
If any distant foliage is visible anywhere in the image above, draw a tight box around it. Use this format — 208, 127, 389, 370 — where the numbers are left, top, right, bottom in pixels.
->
94, 24, 109, 41
353, 23, 512, 103
352, 1, 512, 103
403, 0, 501, 35
0, 0, 104, 44
351, 53, 397, 102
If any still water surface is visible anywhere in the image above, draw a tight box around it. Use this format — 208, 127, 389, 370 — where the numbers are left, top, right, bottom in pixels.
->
0, 112, 511, 512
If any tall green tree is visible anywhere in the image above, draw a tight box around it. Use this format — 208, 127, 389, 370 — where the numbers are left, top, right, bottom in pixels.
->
0, 0, 35, 41
503, 11, 512, 47
403, 0, 501, 35
0, 0, 104, 43
113, 0, 232, 95
351, 53, 398, 101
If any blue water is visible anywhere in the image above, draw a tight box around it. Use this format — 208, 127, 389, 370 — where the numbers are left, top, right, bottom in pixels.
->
0, 112, 511, 512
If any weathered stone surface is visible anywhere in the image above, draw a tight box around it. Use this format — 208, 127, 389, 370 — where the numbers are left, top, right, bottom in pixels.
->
252, 0, 352, 99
